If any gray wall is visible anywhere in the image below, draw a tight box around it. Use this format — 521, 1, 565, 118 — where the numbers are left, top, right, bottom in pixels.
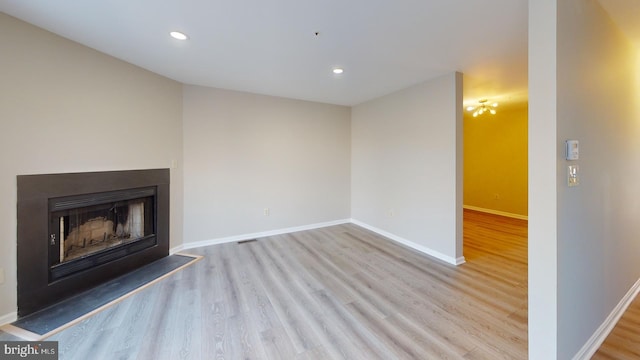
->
182, 86, 351, 243
351, 73, 464, 264
529, 0, 640, 358
0, 13, 184, 320
556, 0, 640, 358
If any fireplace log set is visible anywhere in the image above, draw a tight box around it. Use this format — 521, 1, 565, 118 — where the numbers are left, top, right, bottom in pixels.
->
60, 201, 145, 262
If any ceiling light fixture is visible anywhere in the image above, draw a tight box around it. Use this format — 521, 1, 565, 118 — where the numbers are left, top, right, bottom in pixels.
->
170, 31, 189, 40
466, 99, 498, 117
332, 68, 344, 74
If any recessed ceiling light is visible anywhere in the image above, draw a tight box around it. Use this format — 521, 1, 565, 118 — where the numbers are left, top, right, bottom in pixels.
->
170, 31, 189, 40
333, 68, 344, 74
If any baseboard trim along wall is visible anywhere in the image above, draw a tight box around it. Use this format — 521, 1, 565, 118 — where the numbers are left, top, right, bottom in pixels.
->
463, 205, 528, 220
172, 218, 465, 266
0, 311, 17, 327
350, 219, 465, 266
171, 219, 352, 254
572, 277, 640, 360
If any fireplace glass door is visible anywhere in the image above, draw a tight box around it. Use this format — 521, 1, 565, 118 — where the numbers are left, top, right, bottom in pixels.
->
48, 187, 156, 281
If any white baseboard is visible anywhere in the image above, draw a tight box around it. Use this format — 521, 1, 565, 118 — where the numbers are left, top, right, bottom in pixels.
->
171, 217, 465, 267
171, 219, 351, 254
463, 205, 528, 220
350, 219, 465, 266
572, 277, 640, 360
0, 311, 17, 326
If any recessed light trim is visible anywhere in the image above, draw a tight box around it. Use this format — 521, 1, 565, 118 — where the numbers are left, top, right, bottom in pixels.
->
170, 31, 189, 40
332, 68, 344, 74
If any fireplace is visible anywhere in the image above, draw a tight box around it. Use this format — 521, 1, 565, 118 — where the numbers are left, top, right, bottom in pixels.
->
17, 169, 169, 317
48, 187, 157, 281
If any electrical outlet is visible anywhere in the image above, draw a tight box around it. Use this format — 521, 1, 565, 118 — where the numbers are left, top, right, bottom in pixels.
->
389, 209, 394, 217
264, 208, 270, 216
0, 268, 4, 285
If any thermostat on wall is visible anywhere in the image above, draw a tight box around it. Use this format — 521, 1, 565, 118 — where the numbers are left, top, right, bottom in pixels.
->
566, 140, 579, 160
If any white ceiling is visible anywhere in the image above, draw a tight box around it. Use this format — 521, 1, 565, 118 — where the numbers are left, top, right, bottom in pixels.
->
1, 1, 530, 106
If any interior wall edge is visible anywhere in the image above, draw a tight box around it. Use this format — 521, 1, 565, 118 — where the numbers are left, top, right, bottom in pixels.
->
571, 277, 640, 360
351, 219, 465, 266
0, 312, 17, 327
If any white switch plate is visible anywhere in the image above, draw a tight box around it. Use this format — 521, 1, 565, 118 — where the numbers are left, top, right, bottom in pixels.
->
568, 165, 579, 187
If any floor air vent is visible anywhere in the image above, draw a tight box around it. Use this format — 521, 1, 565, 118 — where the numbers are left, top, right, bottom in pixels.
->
238, 239, 257, 244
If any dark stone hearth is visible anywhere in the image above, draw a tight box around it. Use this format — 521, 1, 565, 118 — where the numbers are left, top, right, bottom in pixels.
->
17, 169, 170, 317
12, 254, 195, 335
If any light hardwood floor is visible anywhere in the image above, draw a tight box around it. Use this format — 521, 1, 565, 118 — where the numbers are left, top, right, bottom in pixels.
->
41, 210, 529, 359
593, 294, 640, 359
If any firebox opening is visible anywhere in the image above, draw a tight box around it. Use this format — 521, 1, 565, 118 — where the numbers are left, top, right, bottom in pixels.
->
53, 196, 153, 263
48, 187, 157, 282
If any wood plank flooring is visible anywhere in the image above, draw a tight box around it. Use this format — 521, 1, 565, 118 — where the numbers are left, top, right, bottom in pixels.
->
0, 329, 22, 341
593, 294, 640, 359
40, 209, 528, 359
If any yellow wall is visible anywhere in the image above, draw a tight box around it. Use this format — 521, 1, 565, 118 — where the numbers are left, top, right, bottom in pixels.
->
464, 103, 528, 217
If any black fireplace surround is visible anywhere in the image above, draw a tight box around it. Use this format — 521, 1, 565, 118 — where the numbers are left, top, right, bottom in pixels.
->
17, 169, 169, 317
